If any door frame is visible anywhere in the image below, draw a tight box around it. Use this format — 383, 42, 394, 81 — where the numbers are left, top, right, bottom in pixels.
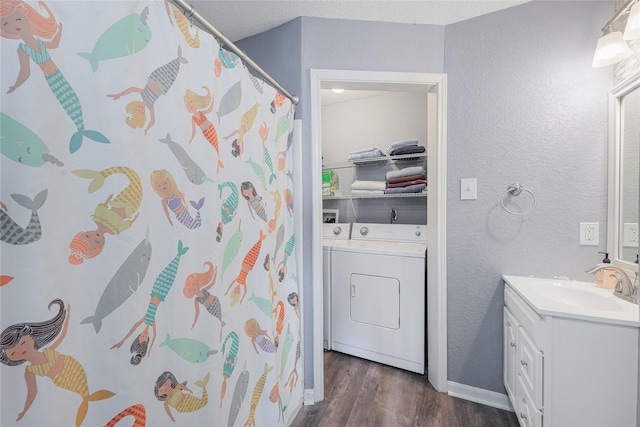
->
309, 68, 448, 398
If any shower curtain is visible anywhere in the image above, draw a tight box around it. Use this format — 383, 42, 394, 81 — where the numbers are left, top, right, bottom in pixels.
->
0, 1, 300, 426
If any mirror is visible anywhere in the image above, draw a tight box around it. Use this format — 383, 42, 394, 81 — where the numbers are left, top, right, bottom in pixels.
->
609, 74, 640, 267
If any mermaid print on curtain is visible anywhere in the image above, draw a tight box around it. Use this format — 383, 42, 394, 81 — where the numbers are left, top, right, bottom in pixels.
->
0, 1, 300, 426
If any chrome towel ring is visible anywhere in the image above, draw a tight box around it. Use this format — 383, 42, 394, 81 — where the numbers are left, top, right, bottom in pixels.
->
501, 183, 536, 215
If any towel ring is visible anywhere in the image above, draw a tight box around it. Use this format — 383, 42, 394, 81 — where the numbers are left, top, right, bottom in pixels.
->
501, 183, 536, 215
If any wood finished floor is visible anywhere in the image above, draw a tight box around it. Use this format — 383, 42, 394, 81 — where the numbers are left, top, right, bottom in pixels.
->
290, 351, 519, 427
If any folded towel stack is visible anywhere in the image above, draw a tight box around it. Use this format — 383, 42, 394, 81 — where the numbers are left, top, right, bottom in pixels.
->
384, 166, 426, 194
348, 147, 386, 163
351, 179, 386, 196
386, 139, 425, 157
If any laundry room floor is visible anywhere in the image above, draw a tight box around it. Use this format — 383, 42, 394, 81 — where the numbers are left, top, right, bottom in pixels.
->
290, 351, 519, 427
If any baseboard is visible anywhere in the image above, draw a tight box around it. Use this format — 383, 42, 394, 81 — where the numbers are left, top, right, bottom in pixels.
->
303, 388, 315, 405
447, 381, 514, 412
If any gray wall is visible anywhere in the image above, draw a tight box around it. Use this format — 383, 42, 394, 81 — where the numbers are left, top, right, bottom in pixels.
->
235, 18, 303, 112
237, 1, 615, 395
444, 1, 612, 391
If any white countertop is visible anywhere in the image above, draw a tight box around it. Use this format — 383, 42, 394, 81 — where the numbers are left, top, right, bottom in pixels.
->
503, 275, 640, 327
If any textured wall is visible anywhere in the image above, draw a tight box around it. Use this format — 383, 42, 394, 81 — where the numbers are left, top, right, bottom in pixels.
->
234, 18, 303, 103
237, 2, 620, 396
444, 1, 612, 392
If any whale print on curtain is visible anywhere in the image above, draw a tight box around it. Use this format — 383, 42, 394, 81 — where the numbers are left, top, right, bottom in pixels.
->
0, 1, 300, 426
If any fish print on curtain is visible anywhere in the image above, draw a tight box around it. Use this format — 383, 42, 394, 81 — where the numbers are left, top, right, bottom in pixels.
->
0, 1, 300, 426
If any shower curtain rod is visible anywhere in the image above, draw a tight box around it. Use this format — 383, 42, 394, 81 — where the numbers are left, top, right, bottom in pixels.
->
170, 0, 299, 105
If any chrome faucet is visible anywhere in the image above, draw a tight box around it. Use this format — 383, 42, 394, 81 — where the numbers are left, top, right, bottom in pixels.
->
585, 264, 638, 304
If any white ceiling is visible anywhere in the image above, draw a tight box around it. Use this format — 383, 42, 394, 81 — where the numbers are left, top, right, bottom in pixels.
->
187, 0, 531, 42
183, 0, 531, 104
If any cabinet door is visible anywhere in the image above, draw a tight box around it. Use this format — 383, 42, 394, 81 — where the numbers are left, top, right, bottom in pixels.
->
503, 307, 518, 401
517, 328, 543, 410
516, 376, 543, 427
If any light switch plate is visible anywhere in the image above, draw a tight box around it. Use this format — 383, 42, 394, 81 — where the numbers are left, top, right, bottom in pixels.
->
460, 178, 477, 200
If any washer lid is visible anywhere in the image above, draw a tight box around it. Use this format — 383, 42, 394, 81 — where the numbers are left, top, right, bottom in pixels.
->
331, 239, 426, 257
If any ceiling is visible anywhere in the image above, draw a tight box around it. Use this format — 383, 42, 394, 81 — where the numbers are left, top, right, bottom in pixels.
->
183, 1, 531, 105
187, 0, 531, 43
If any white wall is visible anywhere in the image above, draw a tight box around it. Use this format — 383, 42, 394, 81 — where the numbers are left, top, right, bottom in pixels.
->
321, 91, 428, 163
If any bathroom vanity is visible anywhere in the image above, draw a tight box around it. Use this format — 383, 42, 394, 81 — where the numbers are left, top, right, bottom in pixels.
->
502, 275, 639, 427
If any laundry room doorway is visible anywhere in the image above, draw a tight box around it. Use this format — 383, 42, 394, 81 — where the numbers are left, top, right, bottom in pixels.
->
310, 69, 448, 399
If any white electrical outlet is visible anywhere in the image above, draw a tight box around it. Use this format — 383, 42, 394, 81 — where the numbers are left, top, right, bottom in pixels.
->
579, 222, 599, 246
623, 223, 639, 247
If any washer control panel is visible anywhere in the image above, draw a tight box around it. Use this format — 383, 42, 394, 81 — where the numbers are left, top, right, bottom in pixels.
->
351, 223, 427, 243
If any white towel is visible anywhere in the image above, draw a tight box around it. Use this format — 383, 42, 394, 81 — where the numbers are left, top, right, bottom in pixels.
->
351, 180, 387, 191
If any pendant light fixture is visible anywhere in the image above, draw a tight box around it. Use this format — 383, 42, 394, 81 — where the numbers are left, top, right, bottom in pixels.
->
592, 0, 640, 67
592, 26, 632, 67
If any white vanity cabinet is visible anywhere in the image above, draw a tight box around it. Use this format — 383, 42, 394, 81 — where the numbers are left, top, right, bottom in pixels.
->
503, 278, 639, 427
504, 286, 543, 427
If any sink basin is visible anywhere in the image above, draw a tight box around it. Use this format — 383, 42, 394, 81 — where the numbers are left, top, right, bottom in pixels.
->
523, 280, 622, 312
502, 275, 640, 326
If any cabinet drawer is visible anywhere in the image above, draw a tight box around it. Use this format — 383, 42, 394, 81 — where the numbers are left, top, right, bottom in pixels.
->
516, 376, 543, 427
505, 285, 544, 349
517, 329, 543, 410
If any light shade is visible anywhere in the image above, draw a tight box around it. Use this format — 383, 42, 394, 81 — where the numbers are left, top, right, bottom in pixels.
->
592, 31, 632, 67
623, 2, 640, 40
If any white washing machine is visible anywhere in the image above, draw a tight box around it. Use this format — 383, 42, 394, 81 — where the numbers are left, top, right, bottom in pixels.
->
330, 223, 427, 374
322, 222, 351, 350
